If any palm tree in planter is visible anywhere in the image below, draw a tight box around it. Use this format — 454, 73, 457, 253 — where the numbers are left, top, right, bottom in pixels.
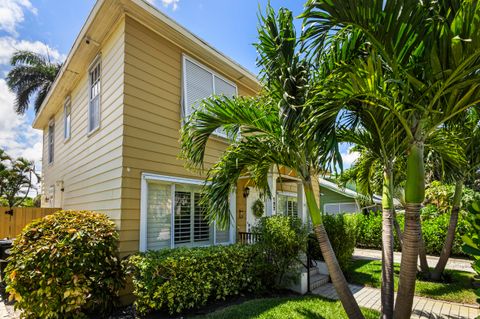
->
6, 50, 62, 115
181, 6, 365, 319
302, 1, 480, 317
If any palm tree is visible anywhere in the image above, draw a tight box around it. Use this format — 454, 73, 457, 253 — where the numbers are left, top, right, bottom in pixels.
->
320, 53, 408, 318
6, 50, 62, 115
302, 1, 480, 317
181, 7, 365, 319
430, 109, 480, 280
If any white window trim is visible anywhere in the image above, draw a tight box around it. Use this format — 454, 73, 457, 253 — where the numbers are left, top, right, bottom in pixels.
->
87, 56, 101, 135
277, 191, 298, 197
63, 97, 71, 142
181, 54, 238, 139
139, 173, 235, 252
323, 202, 359, 214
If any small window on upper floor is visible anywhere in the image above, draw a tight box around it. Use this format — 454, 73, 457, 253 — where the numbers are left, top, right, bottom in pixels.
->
64, 97, 71, 140
48, 119, 55, 164
182, 56, 237, 138
88, 58, 101, 133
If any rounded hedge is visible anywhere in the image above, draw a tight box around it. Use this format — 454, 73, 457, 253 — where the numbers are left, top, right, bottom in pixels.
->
5, 210, 124, 318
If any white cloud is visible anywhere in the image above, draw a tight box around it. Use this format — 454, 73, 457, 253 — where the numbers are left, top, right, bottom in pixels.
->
0, 0, 37, 36
0, 79, 43, 166
0, 37, 64, 65
342, 148, 360, 168
146, 0, 180, 11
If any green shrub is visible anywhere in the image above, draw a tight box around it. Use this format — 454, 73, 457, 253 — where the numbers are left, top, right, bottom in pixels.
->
252, 216, 308, 287
354, 212, 403, 251
308, 214, 359, 271
355, 209, 473, 256
125, 244, 263, 315
5, 210, 124, 319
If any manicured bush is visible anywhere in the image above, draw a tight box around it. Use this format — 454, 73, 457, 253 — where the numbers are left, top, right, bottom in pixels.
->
355, 212, 403, 251
252, 216, 308, 287
355, 209, 473, 256
125, 244, 263, 315
5, 210, 124, 319
308, 213, 359, 271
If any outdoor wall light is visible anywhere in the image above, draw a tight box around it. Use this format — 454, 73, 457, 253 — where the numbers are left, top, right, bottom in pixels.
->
243, 187, 250, 198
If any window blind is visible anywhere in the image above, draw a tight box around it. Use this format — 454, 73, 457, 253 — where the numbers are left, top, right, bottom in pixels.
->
146, 183, 172, 250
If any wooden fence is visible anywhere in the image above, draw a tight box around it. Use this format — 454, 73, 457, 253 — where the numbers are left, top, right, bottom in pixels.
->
0, 207, 61, 239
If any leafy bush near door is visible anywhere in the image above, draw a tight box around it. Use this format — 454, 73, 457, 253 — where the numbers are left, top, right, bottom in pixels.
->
308, 213, 359, 271
125, 244, 264, 315
252, 216, 308, 287
5, 210, 124, 319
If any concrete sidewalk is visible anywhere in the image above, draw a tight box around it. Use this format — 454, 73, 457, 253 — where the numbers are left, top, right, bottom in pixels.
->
313, 283, 479, 319
354, 248, 475, 273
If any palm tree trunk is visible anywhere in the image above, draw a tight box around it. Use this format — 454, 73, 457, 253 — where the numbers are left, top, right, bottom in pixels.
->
393, 209, 403, 250
381, 166, 394, 319
418, 225, 430, 277
431, 179, 463, 281
304, 180, 365, 319
394, 142, 424, 319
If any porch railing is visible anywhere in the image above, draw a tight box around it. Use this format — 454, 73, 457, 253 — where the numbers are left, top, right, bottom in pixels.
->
237, 232, 260, 244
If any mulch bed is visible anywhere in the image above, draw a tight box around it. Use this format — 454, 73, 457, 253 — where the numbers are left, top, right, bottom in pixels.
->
1, 286, 297, 319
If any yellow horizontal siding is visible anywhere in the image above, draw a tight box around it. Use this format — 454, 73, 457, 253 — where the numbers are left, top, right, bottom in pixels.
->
120, 17, 257, 254
41, 20, 126, 226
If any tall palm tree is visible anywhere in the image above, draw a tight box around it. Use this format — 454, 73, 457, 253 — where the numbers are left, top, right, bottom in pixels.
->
302, 1, 480, 317
6, 50, 62, 115
181, 7, 365, 319
430, 109, 480, 280
319, 52, 408, 318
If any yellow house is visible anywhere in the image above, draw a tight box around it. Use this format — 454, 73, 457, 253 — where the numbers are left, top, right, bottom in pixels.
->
33, 0, 320, 256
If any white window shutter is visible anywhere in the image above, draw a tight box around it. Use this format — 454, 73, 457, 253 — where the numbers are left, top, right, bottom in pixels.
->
184, 59, 213, 119
214, 75, 236, 97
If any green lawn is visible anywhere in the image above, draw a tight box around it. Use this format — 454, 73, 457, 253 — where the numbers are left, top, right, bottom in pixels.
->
347, 259, 476, 304
196, 296, 379, 319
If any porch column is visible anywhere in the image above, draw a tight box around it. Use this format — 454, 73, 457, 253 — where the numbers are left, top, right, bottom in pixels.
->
265, 172, 278, 216
297, 182, 307, 223
229, 188, 237, 243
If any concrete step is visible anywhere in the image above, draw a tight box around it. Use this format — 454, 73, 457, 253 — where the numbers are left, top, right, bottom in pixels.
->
309, 266, 319, 277
310, 273, 330, 290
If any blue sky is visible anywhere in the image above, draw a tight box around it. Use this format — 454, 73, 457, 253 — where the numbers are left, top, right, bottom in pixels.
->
0, 0, 357, 175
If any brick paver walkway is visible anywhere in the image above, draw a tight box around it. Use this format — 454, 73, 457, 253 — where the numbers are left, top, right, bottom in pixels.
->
313, 283, 480, 319
354, 248, 475, 273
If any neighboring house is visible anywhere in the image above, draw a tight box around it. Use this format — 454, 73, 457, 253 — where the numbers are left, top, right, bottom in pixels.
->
319, 178, 402, 214
33, 0, 321, 256
319, 178, 362, 214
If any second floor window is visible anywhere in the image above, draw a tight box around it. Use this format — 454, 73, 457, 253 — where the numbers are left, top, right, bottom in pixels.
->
48, 120, 55, 164
64, 98, 71, 140
182, 56, 237, 137
88, 59, 101, 133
